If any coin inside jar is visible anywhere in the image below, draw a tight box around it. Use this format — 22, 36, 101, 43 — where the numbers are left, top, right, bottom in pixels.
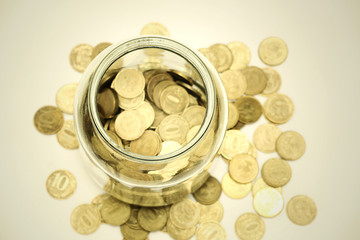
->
130, 130, 162, 156
114, 110, 146, 140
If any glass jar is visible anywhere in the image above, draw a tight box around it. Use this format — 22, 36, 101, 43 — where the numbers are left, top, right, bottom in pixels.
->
74, 36, 228, 206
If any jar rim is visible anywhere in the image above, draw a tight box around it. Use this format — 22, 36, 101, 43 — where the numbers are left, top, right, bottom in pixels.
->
88, 36, 217, 164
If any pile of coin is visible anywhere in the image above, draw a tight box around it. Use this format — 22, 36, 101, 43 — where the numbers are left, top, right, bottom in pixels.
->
36, 22, 318, 240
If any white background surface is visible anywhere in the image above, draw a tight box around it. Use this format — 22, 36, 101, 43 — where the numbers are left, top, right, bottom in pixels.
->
1, 0, 360, 239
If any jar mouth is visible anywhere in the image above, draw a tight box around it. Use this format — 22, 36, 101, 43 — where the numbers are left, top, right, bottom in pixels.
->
88, 36, 217, 164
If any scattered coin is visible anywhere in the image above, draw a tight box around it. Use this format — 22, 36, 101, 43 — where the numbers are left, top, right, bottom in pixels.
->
263, 93, 294, 124
258, 36, 288, 66
56, 120, 79, 149
209, 43, 233, 72
220, 70, 247, 99
120, 223, 150, 240
242, 66, 267, 95
220, 130, 250, 160
227, 41, 251, 70
137, 206, 168, 231
69, 43, 93, 73
235, 212, 265, 240
167, 219, 196, 240
229, 154, 258, 184
56, 82, 78, 114
196, 221, 226, 240
169, 199, 200, 229
34, 105, 64, 135
286, 195, 317, 225
100, 196, 131, 225
253, 188, 284, 217
140, 22, 170, 36
261, 67, 282, 95
130, 130, 162, 156
70, 204, 101, 234
46, 169, 76, 199
197, 201, 224, 223
227, 102, 240, 129
276, 131, 306, 160
91, 42, 112, 60
221, 172, 251, 199
192, 176, 222, 205
115, 110, 146, 140
253, 123, 281, 153
262, 158, 292, 187
235, 96, 263, 124
252, 177, 282, 197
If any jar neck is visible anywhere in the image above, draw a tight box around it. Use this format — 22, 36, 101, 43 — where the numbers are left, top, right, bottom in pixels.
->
88, 36, 217, 164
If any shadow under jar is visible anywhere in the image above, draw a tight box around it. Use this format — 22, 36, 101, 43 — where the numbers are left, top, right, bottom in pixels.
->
74, 36, 228, 206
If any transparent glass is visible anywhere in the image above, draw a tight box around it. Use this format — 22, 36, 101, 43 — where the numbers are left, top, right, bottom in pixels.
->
74, 36, 228, 206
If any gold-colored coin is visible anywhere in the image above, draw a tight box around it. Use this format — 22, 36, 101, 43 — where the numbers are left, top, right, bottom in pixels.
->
91, 42, 112, 60
252, 177, 282, 197
220, 130, 250, 160
182, 105, 206, 128
242, 66, 267, 95
34, 105, 64, 135
258, 36, 288, 66
69, 43, 93, 73
146, 72, 173, 102
286, 195, 317, 225
106, 130, 124, 148
124, 206, 142, 230
160, 85, 189, 114
209, 43, 233, 72
140, 22, 170, 36
186, 125, 201, 143
276, 131, 306, 160
100, 196, 131, 226
193, 176, 222, 205
46, 169, 76, 199
253, 123, 281, 153
56, 82, 78, 114
235, 212, 265, 240
263, 93, 294, 124
120, 224, 149, 240
115, 110, 145, 140
229, 154, 258, 184
70, 204, 101, 235
158, 114, 189, 144
261, 67, 282, 95
158, 141, 182, 156
137, 206, 168, 231
151, 103, 168, 128
196, 221, 226, 240
253, 188, 284, 217
56, 120, 79, 149
228, 41, 251, 70
221, 172, 251, 199
118, 91, 145, 110
91, 193, 111, 209
134, 101, 155, 129
97, 87, 119, 119
262, 158, 292, 187
152, 80, 176, 108
130, 130, 162, 156
167, 219, 196, 240
220, 70, 247, 99
235, 96, 263, 124
227, 102, 240, 129
114, 68, 145, 98
197, 201, 224, 223
247, 142, 258, 160
169, 198, 200, 229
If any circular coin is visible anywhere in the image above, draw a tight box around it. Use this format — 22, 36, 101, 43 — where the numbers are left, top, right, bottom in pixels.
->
130, 130, 162, 156
242, 66, 267, 95
56, 82, 78, 114
227, 102, 240, 129
114, 68, 145, 98
140, 22, 170, 36
70, 204, 101, 235
115, 110, 146, 140
261, 67, 282, 95
220, 70, 247, 99
229, 154, 258, 184
167, 219, 196, 240
228, 41, 251, 70
221, 172, 251, 199
46, 169, 76, 199
182, 105, 206, 129
286, 195, 317, 225
263, 93, 294, 124
262, 158, 292, 187
100, 196, 131, 226
209, 43, 233, 72
235, 96, 263, 124
253, 188, 284, 217
197, 201, 224, 223
253, 123, 281, 153
56, 120, 79, 149
276, 131, 306, 160
91, 42, 112, 60
138, 206, 168, 231
193, 176, 222, 205
160, 85, 189, 114
97, 88, 119, 119
258, 36, 288, 66
69, 43, 93, 73
135, 101, 155, 129
34, 105, 64, 135
220, 130, 250, 160
196, 221, 226, 240
158, 114, 189, 144
235, 212, 265, 240
252, 177, 282, 197
169, 199, 200, 229
120, 224, 149, 240
118, 90, 145, 110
